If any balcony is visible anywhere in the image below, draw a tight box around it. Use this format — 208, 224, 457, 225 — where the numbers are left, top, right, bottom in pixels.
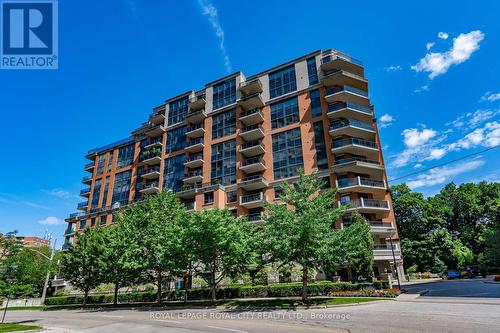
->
322, 69, 368, 91
184, 153, 204, 168
324, 85, 369, 106
188, 95, 206, 110
332, 157, 384, 177
238, 92, 264, 110
240, 192, 266, 208
240, 140, 265, 157
331, 138, 379, 159
62, 243, 71, 251
247, 213, 264, 224
185, 137, 205, 152
77, 201, 88, 211
239, 78, 263, 96
240, 157, 266, 173
140, 181, 160, 194
82, 176, 92, 185
141, 151, 162, 165
240, 108, 264, 126
238, 175, 269, 191
373, 244, 402, 261
320, 51, 364, 77
186, 109, 207, 124
343, 221, 395, 235
144, 137, 163, 150
186, 123, 205, 139
185, 201, 196, 212
339, 198, 390, 216
142, 166, 161, 180
64, 227, 75, 236
176, 184, 201, 199
84, 162, 94, 172
336, 176, 387, 195
80, 188, 91, 197
149, 106, 166, 124
240, 124, 265, 142
327, 102, 373, 122
183, 170, 204, 184
145, 124, 165, 137
329, 119, 375, 139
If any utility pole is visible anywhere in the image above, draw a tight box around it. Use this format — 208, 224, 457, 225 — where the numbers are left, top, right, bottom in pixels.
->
388, 234, 401, 290
40, 238, 57, 305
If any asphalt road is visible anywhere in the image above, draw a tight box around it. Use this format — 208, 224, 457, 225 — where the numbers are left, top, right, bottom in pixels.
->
4, 279, 500, 333
403, 276, 500, 297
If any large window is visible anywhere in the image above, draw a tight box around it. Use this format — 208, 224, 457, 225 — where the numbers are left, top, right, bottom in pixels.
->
211, 139, 236, 185
163, 154, 186, 191
166, 126, 187, 153
102, 176, 110, 207
272, 128, 303, 180
270, 96, 299, 129
135, 166, 144, 200
313, 121, 328, 170
96, 154, 105, 176
212, 109, 236, 139
269, 65, 296, 99
213, 78, 236, 110
116, 144, 134, 169
107, 152, 113, 172
111, 170, 131, 206
307, 57, 318, 85
91, 179, 102, 209
168, 96, 189, 126
310, 89, 322, 117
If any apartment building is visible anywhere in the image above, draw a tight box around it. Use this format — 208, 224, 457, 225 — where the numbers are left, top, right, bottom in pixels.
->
64, 49, 404, 280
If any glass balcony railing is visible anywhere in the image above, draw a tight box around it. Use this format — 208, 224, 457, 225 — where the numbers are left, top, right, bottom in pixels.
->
77, 202, 88, 209
328, 102, 372, 115
337, 177, 385, 188
80, 188, 91, 195
64, 227, 75, 235
240, 108, 262, 118
247, 213, 263, 222
143, 166, 161, 174
189, 94, 206, 104
332, 138, 377, 149
185, 201, 195, 210
186, 153, 204, 162
142, 182, 159, 190
341, 198, 389, 209
330, 119, 374, 132
241, 140, 263, 150
321, 52, 363, 67
242, 157, 265, 167
325, 85, 368, 98
140, 150, 161, 161
241, 124, 263, 133
187, 123, 204, 132
241, 192, 263, 203
186, 137, 204, 147
239, 92, 262, 102
334, 156, 380, 166
240, 174, 266, 183
240, 78, 262, 89
145, 137, 162, 146
82, 176, 92, 183
185, 170, 203, 178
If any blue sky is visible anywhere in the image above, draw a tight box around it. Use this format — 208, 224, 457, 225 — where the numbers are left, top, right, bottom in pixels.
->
0, 0, 499, 245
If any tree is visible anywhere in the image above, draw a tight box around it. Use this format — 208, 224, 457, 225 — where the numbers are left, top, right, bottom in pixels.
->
263, 170, 345, 302
190, 209, 257, 301
342, 212, 374, 277
478, 227, 500, 272
61, 227, 106, 305
118, 191, 189, 304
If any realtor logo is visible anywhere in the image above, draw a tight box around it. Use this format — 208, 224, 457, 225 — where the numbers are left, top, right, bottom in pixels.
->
1, 0, 58, 69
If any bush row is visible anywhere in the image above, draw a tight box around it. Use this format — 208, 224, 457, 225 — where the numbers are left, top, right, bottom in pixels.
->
329, 289, 400, 298
45, 281, 390, 305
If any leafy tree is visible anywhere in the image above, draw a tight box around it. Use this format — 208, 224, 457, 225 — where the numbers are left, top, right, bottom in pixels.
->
190, 208, 257, 301
118, 191, 189, 304
478, 227, 500, 272
263, 170, 345, 302
342, 212, 374, 276
61, 227, 106, 305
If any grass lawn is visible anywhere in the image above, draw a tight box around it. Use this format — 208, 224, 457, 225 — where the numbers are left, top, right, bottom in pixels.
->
0, 324, 42, 332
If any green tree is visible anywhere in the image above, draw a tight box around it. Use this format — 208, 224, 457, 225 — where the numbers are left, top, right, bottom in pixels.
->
342, 212, 375, 277
263, 170, 345, 302
478, 227, 500, 272
118, 191, 189, 304
61, 227, 106, 305
190, 208, 257, 301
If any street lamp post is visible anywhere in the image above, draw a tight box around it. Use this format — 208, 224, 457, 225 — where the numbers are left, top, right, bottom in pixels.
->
387, 233, 401, 290
24, 239, 57, 305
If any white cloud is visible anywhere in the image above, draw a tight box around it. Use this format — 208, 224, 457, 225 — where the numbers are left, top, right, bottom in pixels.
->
379, 114, 394, 128
38, 216, 63, 225
448, 109, 500, 129
412, 30, 484, 79
426, 42, 435, 50
197, 0, 232, 73
407, 160, 484, 189
438, 32, 449, 40
402, 128, 437, 148
413, 163, 423, 169
480, 91, 500, 102
24, 201, 50, 210
393, 128, 440, 167
429, 148, 446, 160
448, 121, 500, 150
385, 65, 403, 72
43, 188, 73, 200
414, 84, 429, 93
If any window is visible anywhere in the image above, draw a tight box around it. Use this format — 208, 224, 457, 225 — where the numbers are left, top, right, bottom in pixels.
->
107, 152, 113, 172
213, 78, 236, 110
91, 179, 102, 209
135, 166, 144, 200
274, 185, 283, 199
228, 191, 237, 203
269, 65, 296, 99
212, 109, 236, 139
313, 121, 328, 170
211, 139, 236, 185
111, 170, 131, 206
270, 96, 299, 129
320, 176, 331, 189
100, 215, 107, 225
310, 89, 322, 117
272, 128, 304, 180
166, 126, 187, 153
79, 219, 86, 229
204, 192, 214, 205
307, 57, 318, 85
168, 96, 189, 126
116, 144, 134, 169
163, 155, 185, 191
102, 176, 110, 207
340, 194, 350, 205
96, 154, 105, 176
90, 218, 96, 227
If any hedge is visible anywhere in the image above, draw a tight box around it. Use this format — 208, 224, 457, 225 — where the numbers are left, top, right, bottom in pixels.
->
45, 280, 390, 305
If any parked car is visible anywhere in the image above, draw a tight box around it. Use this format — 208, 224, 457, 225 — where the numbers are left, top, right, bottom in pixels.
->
442, 270, 461, 279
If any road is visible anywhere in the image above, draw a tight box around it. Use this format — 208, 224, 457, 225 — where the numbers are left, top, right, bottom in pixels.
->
403, 276, 500, 297
4, 279, 500, 333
